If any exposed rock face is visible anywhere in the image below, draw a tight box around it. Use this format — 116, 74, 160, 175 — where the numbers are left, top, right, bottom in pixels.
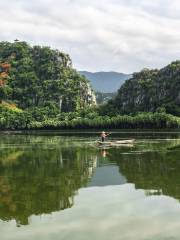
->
86, 82, 97, 106
111, 61, 180, 115
78, 82, 96, 108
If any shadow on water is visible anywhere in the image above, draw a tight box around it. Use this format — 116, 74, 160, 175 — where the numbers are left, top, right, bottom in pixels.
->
0, 133, 180, 226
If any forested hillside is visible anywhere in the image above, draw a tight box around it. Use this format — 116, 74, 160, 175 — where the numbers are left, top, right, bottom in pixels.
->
108, 61, 180, 116
0, 41, 96, 113
1, 41, 180, 130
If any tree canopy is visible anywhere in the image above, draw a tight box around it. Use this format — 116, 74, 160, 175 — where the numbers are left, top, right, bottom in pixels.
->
0, 41, 96, 112
107, 62, 180, 116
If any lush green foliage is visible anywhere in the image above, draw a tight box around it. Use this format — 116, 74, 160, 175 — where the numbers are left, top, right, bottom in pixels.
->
28, 112, 180, 130
1, 103, 180, 130
0, 105, 31, 130
108, 62, 180, 116
0, 41, 95, 112
1, 41, 180, 130
0, 105, 99, 130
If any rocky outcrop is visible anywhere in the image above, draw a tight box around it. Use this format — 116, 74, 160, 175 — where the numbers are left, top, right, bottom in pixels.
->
111, 61, 180, 116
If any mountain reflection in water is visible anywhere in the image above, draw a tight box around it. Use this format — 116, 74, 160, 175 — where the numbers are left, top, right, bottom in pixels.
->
0, 134, 180, 228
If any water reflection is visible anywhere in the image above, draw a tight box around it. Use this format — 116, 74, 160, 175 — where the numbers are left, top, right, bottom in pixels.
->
1, 134, 180, 229
115, 150, 180, 200
1, 185, 180, 240
0, 136, 98, 226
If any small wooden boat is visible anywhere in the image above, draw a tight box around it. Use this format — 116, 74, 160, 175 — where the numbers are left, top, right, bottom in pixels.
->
96, 139, 135, 147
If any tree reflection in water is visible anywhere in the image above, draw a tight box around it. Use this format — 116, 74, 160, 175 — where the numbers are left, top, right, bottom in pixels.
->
109, 141, 180, 202
0, 136, 98, 226
1, 135, 180, 227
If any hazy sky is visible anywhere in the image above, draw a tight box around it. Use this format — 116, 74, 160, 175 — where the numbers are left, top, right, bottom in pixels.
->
1, 0, 180, 73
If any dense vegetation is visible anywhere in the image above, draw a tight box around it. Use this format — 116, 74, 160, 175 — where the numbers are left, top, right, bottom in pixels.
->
1, 104, 180, 130
1, 40, 180, 130
108, 62, 180, 116
0, 40, 95, 112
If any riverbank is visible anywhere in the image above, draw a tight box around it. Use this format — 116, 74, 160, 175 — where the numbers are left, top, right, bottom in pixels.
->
1, 111, 180, 130
29, 113, 180, 130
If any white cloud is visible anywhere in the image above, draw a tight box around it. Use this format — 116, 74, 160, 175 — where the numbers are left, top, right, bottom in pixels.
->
0, 0, 180, 72
1, 185, 180, 240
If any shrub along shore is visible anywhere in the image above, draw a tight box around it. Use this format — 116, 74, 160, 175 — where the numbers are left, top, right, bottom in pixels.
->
27, 113, 180, 130
1, 105, 180, 130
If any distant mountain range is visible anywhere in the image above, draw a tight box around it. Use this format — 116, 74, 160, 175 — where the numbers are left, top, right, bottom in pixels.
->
79, 71, 132, 93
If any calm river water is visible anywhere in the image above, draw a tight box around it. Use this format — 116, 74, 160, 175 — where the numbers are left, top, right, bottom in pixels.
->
0, 131, 180, 239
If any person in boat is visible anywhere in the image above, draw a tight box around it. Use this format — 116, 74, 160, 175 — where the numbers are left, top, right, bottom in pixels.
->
100, 131, 110, 142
